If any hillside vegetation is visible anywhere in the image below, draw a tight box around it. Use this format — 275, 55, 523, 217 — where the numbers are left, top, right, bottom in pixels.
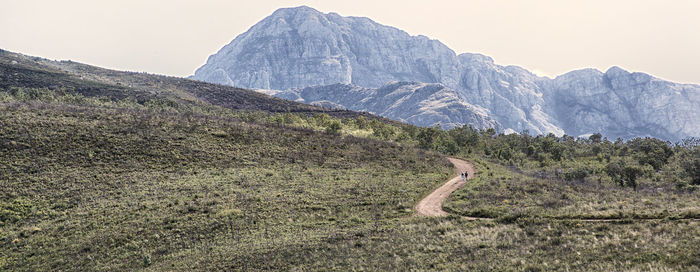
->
0, 86, 453, 270
1, 50, 699, 271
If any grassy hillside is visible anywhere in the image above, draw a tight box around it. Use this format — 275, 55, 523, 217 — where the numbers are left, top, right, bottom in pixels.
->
0, 93, 451, 271
434, 130, 700, 221
1, 50, 699, 271
0, 49, 395, 121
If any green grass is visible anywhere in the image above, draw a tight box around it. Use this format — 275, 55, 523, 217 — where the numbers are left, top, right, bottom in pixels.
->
3, 100, 698, 271
446, 156, 700, 220
0, 102, 451, 271
2, 49, 699, 271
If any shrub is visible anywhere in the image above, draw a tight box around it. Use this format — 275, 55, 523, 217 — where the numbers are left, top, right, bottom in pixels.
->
627, 138, 673, 170
372, 124, 394, 139
562, 167, 588, 181
681, 149, 700, 185
589, 133, 602, 143
325, 120, 342, 134
417, 127, 439, 149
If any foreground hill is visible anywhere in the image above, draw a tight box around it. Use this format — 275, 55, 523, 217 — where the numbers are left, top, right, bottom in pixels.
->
0, 95, 452, 270
0, 49, 391, 121
1, 50, 699, 271
193, 6, 700, 141
0, 49, 454, 270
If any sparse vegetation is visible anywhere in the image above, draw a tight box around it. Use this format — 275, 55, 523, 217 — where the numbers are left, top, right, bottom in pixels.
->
1, 49, 699, 271
0, 100, 451, 271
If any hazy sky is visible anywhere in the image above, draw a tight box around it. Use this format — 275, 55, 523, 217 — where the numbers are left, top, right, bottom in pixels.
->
2, 0, 699, 83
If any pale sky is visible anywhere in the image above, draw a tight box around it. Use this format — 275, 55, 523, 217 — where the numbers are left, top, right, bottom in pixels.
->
2, 0, 699, 84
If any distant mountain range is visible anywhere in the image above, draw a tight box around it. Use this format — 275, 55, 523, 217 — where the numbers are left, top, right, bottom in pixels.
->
192, 6, 700, 141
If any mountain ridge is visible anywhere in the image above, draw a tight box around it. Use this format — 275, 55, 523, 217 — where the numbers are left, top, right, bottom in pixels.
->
192, 6, 700, 141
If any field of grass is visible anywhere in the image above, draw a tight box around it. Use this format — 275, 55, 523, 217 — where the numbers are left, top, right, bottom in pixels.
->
242, 216, 697, 271
0, 101, 451, 271
446, 156, 700, 220
2, 49, 699, 271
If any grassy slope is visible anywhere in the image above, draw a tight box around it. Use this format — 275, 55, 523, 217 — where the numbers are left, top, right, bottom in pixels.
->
5, 104, 696, 272
0, 102, 451, 271
446, 156, 700, 220
1, 49, 699, 271
0, 49, 393, 121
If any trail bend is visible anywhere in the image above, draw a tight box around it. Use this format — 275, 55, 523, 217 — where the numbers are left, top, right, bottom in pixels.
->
414, 157, 477, 218
414, 157, 699, 222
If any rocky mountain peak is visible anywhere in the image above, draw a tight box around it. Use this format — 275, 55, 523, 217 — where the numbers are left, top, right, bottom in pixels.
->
605, 66, 629, 77
272, 5, 320, 16
605, 66, 630, 77
193, 7, 700, 141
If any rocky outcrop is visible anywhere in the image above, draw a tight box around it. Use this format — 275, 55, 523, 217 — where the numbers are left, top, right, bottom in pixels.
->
543, 67, 700, 140
259, 82, 501, 129
456, 53, 563, 135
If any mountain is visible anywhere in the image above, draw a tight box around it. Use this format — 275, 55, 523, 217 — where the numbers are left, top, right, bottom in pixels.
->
261, 81, 501, 129
192, 6, 461, 90
454, 53, 562, 136
3, 49, 699, 271
544, 67, 700, 140
192, 6, 700, 141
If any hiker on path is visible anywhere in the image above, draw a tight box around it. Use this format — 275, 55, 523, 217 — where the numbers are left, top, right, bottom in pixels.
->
464, 172, 469, 180
461, 172, 465, 181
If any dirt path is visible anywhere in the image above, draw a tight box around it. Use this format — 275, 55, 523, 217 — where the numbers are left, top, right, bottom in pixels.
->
414, 157, 699, 222
415, 157, 476, 217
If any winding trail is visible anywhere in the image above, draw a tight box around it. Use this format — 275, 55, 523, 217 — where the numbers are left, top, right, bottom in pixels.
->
415, 157, 476, 218
414, 157, 699, 222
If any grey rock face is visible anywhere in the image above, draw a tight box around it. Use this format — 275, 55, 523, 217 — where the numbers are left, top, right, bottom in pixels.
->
193, 6, 700, 141
456, 53, 563, 135
543, 67, 700, 140
264, 82, 501, 130
193, 6, 460, 89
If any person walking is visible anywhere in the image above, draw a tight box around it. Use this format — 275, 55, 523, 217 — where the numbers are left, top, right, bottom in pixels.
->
461, 172, 465, 181
464, 171, 469, 180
